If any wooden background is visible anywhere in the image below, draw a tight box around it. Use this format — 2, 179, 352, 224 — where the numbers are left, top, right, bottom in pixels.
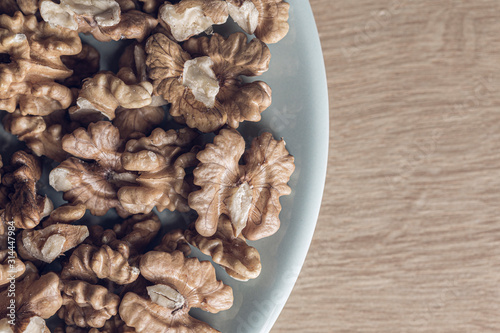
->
273, 0, 500, 332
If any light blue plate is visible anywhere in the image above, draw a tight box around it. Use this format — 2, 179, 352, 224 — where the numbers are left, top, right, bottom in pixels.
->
0, 1, 328, 332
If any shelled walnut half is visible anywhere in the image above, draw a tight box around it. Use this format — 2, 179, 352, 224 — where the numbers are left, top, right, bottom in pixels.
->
120, 251, 233, 333
189, 128, 295, 240
146, 32, 272, 132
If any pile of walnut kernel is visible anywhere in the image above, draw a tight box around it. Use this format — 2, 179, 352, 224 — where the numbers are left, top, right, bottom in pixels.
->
0, 0, 295, 332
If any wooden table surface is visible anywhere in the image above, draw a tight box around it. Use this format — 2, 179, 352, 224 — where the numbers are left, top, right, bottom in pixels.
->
272, 1, 500, 332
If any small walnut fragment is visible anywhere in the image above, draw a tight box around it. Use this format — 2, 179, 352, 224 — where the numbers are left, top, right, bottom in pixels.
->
154, 229, 191, 256
189, 129, 295, 240
146, 32, 271, 132
69, 72, 153, 122
17, 224, 89, 263
59, 280, 120, 328
158, 0, 228, 42
227, 0, 290, 44
88, 316, 136, 333
120, 251, 233, 333
0, 250, 25, 287
118, 127, 198, 214
61, 242, 140, 285
61, 44, 101, 88
49, 122, 131, 217
111, 212, 161, 253
2, 151, 53, 229
40, 1, 158, 42
3, 109, 80, 162
185, 216, 261, 281
0, 271, 63, 330
0, 12, 81, 115
42, 203, 87, 227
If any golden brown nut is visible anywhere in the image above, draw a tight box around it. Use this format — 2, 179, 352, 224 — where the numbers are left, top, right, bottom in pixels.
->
116, 0, 136, 11
59, 280, 120, 328
61, 243, 140, 285
138, 0, 162, 14
189, 129, 295, 240
0, 249, 25, 287
42, 203, 87, 227
69, 72, 153, 122
118, 127, 198, 214
0, 316, 50, 333
3, 109, 80, 162
185, 216, 261, 281
0, 0, 38, 16
146, 32, 271, 132
158, 0, 228, 42
2, 151, 53, 229
49, 122, 131, 217
119, 251, 233, 333
17, 224, 89, 263
89, 316, 136, 333
0, 271, 63, 330
111, 212, 161, 253
154, 229, 191, 256
40, 1, 157, 42
61, 44, 101, 88
227, 0, 289, 44
0, 12, 81, 115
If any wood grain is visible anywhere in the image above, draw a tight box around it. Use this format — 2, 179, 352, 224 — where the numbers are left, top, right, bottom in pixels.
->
272, 1, 500, 332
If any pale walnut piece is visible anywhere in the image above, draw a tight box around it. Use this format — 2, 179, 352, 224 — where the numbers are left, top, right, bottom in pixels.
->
118, 127, 198, 214
2, 151, 53, 229
227, 0, 290, 44
69, 72, 153, 122
40, 1, 158, 42
188, 129, 295, 240
119, 251, 233, 333
0, 271, 63, 328
59, 280, 120, 328
17, 224, 89, 263
0, 316, 50, 333
49, 122, 131, 217
146, 32, 272, 132
61, 243, 140, 285
184, 216, 262, 281
0, 12, 81, 116
61, 43, 101, 87
158, 0, 228, 42
0, 249, 25, 287
3, 109, 80, 162
154, 229, 191, 256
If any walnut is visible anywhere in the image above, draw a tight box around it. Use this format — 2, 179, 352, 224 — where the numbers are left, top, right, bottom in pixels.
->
189, 129, 295, 240
114, 43, 166, 139
0, 249, 25, 287
154, 229, 191, 256
0, 271, 63, 331
118, 127, 198, 214
61, 44, 101, 88
0, 316, 50, 333
3, 109, 80, 162
42, 203, 87, 227
61, 243, 140, 285
2, 151, 53, 229
17, 224, 89, 263
185, 216, 261, 281
158, 0, 228, 42
0, 0, 39, 16
0, 12, 81, 115
146, 32, 272, 132
40, 1, 158, 42
89, 316, 136, 333
58, 280, 120, 328
138, 0, 162, 14
110, 212, 161, 253
119, 251, 233, 333
227, 0, 290, 44
49, 122, 131, 217
69, 72, 153, 122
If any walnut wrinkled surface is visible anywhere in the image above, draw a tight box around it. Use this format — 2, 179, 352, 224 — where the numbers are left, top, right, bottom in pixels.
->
118, 127, 198, 214
146, 32, 272, 132
185, 216, 261, 281
154, 229, 191, 256
0, 12, 81, 115
227, 0, 290, 44
158, 0, 228, 42
59, 280, 120, 328
17, 224, 89, 263
189, 129, 295, 240
61, 44, 101, 88
1, 151, 53, 229
120, 251, 233, 333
